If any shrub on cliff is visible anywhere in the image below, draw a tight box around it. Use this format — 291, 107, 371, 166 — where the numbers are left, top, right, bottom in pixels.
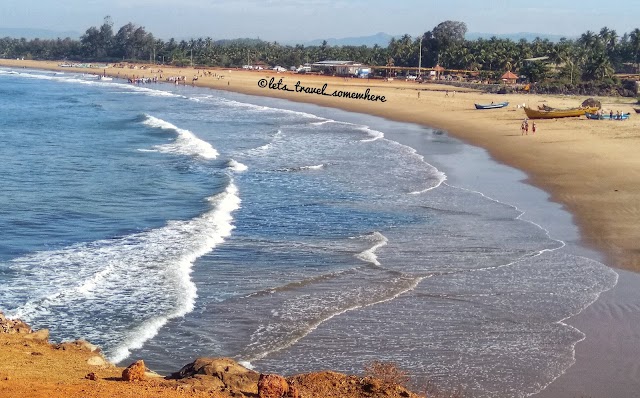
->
363, 360, 409, 387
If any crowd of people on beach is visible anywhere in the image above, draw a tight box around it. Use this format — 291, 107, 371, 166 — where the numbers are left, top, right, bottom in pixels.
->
124, 68, 227, 86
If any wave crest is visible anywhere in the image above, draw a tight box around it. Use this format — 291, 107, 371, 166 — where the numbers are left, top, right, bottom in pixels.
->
141, 114, 218, 159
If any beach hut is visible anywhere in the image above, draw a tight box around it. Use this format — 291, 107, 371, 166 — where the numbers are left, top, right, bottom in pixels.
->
501, 70, 517, 84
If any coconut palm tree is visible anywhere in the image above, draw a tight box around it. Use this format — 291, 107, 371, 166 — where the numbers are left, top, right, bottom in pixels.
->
630, 28, 640, 73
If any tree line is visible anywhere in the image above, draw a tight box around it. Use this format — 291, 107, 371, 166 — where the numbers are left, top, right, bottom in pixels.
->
1, 17, 640, 85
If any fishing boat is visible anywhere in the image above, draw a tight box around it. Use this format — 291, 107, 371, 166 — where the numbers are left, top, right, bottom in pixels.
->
475, 101, 509, 109
523, 106, 599, 119
98, 75, 113, 81
585, 112, 630, 120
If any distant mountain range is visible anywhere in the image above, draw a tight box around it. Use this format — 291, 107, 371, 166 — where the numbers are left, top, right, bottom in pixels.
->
466, 32, 575, 42
288, 32, 574, 47
285, 32, 396, 47
0, 28, 80, 39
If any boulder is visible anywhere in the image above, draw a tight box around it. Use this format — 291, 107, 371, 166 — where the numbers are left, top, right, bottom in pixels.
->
581, 97, 602, 109
286, 383, 300, 398
87, 356, 109, 367
0, 312, 32, 334
122, 360, 146, 382
23, 329, 49, 342
170, 357, 259, 394
258, 374, 289, 398
57, 339, 100, 352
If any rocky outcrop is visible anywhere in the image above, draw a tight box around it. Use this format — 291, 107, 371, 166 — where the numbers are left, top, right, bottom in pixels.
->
258, 373, 290, 398
87, 356, 109, 367
169, 357, 259, 395
122, 360, 146, 382
23, 328, 49, 342
288, 371, 420, 398
0, 311, 33, 334
1, 311, 422, 398
57, 339, 100, 353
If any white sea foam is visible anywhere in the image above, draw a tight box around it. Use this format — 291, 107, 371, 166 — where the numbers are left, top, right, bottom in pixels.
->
242, 130, 282, 156
300, 164, 324, 170
124, 85, 187, 98
142, 114, 218, 159
358, 126, 385, 142
228, 159, 248, 172
212, 97, 327, 120
238, 361, 255, 370
355, 231, 388, 266
309, 120, 334, 126
1, 69, 192, 99
8, 182, 242, 363
277, 164, 325, 172
251, 143, 273, 153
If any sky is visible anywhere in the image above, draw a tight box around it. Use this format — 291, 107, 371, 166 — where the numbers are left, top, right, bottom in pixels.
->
1, 0, 639, 41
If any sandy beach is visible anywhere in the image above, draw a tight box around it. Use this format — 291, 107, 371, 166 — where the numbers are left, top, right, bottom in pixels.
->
2, 59, 640, 398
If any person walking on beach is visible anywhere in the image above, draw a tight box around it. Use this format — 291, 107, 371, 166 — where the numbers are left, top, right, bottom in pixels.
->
525, 120, 529, 135
532, 121, 536, 134
445, 90, 449, 97
521, 121, 526, 135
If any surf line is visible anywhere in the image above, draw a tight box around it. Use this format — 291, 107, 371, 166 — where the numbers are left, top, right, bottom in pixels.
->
257, 77, 386, 102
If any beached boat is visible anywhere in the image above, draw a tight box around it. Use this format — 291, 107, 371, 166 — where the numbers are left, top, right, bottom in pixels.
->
634, 108, 640, 114
585, 112, 630, 120
475, 101, 509, 109
538, 104, 555, 111
523, 106, 599, 119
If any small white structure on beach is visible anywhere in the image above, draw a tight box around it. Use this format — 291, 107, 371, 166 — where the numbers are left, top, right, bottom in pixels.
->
311, 60, 370, 77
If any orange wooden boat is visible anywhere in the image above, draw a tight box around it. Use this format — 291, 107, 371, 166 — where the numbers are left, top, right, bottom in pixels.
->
524, 106, 599, 119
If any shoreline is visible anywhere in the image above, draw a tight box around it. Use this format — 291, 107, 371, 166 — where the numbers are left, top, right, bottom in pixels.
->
5, 59, 634, 272
2, 60, 639, 274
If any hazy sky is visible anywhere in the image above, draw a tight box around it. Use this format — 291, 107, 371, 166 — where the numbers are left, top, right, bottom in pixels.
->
2, 0, 639, 41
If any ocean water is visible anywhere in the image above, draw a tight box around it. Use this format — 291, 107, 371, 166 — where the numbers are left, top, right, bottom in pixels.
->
0, 68, 618, 398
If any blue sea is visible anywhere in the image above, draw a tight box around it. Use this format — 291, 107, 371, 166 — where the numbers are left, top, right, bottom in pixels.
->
0, 68, 618, 398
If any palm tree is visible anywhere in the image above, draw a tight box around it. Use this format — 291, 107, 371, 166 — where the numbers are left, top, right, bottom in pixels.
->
630, 28, 640, 73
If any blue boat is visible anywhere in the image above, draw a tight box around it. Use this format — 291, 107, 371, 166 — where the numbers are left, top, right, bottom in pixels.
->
474, 101, 509, 109
585, 112, 630, 120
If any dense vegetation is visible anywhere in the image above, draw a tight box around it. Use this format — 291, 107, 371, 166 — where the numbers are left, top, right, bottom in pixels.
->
1, 17, 639, 93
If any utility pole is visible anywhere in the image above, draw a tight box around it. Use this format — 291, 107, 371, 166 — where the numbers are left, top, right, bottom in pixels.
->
190, 48, 193, 67
418, 36, 422, 78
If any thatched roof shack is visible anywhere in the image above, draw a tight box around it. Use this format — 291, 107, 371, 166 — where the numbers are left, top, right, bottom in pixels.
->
501, 70, 518, 84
